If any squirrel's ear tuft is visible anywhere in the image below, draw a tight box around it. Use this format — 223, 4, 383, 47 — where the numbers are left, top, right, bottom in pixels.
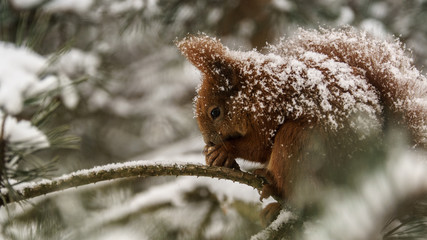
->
177, 34, 238, 91
176, 34, 226, 71
177, 34, 230, 73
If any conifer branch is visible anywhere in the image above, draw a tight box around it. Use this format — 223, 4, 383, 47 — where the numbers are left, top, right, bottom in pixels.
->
0, 161, 266, 206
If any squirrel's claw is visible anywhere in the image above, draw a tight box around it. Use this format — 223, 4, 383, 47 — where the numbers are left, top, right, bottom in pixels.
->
206, 149, 220, 166
213, 150, 227, 166
204, 145, 218, 156
204, 144, 238, 169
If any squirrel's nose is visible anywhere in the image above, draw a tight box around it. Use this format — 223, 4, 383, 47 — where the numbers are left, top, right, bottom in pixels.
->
202, 134, 215, 146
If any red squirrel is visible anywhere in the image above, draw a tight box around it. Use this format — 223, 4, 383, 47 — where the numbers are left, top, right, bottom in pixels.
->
177, 27, 427, 222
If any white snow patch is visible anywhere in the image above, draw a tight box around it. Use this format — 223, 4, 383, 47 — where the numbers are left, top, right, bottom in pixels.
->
9, 0, 43, 8
335, 6, 355, 25
11, 0, 94, 12
369, 2, 389, 19
58, 73, 79, 109
251, 210, 296, 240
42, 0, 94, 13
109, 0, 144, 15
0, 111, 49, 151
0, 42, 49, 114
0, 43, 86, 113
360, 19, 388, 39
94, 228, 145, 240
271, 0, 293, 11
53, 48, 100, 77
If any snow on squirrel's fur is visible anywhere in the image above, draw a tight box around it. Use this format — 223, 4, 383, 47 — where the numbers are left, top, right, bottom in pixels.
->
273, 27, 427, 146
179, 27, 427, 147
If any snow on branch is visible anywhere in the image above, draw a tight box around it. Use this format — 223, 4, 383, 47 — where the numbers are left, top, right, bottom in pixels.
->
0, 159, 266, 206
251, 210, 301, 240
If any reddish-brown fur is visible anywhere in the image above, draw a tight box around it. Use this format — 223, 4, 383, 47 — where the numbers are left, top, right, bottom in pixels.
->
177, 28, 427, 222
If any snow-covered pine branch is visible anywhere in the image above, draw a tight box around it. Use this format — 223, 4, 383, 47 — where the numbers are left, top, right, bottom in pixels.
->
0, 159, 265, 206
0, 37, 97, 189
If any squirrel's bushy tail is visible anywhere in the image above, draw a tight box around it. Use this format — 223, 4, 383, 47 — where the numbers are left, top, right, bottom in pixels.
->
274, 27, 427, 148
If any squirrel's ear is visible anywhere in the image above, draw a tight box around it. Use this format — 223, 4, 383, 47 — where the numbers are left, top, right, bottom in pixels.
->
176, 34, 226, 73
177, 35, 238, 90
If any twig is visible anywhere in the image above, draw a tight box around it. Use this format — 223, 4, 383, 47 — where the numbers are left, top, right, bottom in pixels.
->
0, 161, 266, 206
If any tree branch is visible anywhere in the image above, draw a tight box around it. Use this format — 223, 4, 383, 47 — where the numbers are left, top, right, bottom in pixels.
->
0, 160, 266, 206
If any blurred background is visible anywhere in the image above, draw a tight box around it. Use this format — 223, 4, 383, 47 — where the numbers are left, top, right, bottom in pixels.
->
1, 0, 427, 239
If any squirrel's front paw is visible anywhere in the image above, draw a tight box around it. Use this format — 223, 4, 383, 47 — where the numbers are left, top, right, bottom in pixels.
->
204, 145, 238, 169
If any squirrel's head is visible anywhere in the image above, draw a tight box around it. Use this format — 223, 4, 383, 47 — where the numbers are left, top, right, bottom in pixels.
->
177, 35, 249, 146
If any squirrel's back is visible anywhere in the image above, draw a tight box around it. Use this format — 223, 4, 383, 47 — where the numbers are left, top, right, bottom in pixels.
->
273, 28, 427, 148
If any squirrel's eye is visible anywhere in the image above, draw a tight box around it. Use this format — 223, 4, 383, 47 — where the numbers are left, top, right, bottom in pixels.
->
210, 107, 221, 120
